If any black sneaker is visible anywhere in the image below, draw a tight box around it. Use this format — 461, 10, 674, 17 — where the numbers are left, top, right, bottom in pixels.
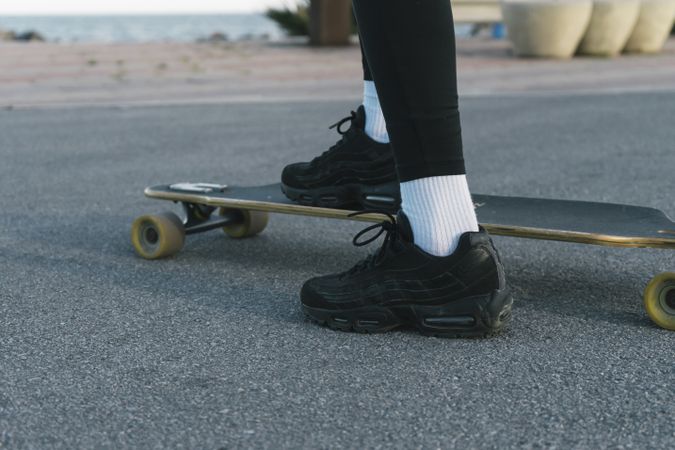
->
301, 212, 513, 338
281, 105, 400, 211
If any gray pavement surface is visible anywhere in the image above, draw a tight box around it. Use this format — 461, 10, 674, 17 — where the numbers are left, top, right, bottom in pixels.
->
1, 94, 674, 449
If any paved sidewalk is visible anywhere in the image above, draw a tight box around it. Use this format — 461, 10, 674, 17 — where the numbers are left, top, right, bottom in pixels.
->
1, 95, 673, 448
1, 37, 675, 108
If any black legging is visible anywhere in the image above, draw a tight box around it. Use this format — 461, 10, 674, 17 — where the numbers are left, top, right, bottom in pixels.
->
353, 0, 464, 182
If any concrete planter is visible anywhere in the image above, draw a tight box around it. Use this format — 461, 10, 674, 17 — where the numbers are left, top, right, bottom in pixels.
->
578, 0, 641, 56
501, 0, 594, 58
624, 0, 675, 53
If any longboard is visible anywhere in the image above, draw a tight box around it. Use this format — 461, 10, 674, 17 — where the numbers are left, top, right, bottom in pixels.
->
131, 182, 675, 330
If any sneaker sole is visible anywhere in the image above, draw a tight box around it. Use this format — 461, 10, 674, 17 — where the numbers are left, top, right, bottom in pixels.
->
302, 288, 513, 338
281, 181, 400, 212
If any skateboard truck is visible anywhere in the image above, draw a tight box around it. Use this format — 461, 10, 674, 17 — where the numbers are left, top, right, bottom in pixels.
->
153, 183, 250, 236
180, 202, 241, 235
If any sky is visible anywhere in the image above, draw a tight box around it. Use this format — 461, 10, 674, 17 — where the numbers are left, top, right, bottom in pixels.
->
0, 1, 291, 15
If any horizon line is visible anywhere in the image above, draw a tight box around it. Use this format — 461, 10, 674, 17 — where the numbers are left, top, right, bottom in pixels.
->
0, 10, 269, 16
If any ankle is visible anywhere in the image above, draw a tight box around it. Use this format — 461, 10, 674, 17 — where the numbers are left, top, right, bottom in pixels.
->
362, 81, 389, 144
400, 175, 479, 256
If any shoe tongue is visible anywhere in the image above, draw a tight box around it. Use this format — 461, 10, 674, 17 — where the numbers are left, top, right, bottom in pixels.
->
395, 210, 414, 243
353, 105, 367, 130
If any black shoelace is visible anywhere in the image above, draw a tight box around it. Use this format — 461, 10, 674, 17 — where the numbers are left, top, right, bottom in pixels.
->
341, 211, 399, 277
328, 110, 358, 135
311, 110, 358, 164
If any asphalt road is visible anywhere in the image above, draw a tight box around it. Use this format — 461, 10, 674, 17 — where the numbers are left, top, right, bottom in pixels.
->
1, 94, 674, 449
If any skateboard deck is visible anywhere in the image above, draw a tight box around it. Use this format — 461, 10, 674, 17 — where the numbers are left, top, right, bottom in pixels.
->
142, 182, 675, 249
132, 182, 675, 331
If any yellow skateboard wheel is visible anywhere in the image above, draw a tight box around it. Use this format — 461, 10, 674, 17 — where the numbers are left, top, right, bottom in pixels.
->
131, 211, 185, 259
219, 208, 269, 238
643, 272, 675, 331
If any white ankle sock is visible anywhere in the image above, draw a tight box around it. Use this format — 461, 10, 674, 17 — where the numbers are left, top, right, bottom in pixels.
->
362, 80, 390, 144
400, 175, 479, 256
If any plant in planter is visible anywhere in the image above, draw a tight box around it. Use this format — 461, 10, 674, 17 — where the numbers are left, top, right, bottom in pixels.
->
265, 1, 310, 36
265, 0, 357, 39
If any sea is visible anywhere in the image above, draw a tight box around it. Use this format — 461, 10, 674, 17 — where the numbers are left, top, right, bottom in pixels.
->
0, 14, 475, 44
0, 14, 284, 43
